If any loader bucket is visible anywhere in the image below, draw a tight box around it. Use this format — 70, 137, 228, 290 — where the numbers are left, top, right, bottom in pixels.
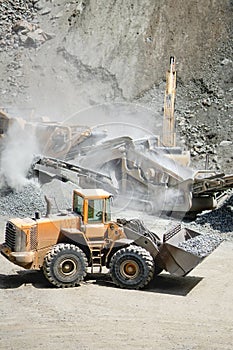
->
158, 225, 223, 277
159, 243, 203, 277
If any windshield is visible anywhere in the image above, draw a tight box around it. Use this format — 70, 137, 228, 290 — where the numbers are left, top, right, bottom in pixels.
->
73, 194, 112, 223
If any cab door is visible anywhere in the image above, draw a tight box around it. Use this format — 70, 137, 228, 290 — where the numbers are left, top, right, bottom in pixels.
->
84, 198, 108, 240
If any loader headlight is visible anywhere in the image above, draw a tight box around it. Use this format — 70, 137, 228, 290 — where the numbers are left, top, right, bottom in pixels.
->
15, 229, 27, 252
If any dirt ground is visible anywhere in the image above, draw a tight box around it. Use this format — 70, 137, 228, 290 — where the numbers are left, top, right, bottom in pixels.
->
0, 218, 233, 350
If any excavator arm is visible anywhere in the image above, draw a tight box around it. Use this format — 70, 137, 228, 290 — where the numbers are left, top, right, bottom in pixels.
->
162, 56, 177, 147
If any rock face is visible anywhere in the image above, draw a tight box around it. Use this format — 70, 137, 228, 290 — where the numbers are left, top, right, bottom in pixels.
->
63, 0, 231, 99
0, 0, 232, 173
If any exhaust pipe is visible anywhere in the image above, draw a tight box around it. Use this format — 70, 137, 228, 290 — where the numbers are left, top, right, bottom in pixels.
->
35, 211, 40, 220
44, 195, 52, 217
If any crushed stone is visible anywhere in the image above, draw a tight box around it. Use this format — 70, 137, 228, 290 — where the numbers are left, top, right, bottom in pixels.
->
0, 181, 45, 218
178, 233, 224, 258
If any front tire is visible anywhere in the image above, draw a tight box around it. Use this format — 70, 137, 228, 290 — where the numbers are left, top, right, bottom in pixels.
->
43, 243, 88, 288
110, 245, 154, 290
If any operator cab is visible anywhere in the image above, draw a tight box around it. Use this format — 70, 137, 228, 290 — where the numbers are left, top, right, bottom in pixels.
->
73, 188, 112, 225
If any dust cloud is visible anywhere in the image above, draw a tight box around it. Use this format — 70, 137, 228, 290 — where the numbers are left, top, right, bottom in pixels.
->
0, 119, 39, 191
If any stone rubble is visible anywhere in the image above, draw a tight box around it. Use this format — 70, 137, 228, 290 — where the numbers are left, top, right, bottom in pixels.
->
175, 38, 233, 174
13, 19, 55, 47
0, 0, 54, 51
0, 179, 78, 218
178, 233, 224, 258
0, 182, 45, 218
186, 192, 233, 237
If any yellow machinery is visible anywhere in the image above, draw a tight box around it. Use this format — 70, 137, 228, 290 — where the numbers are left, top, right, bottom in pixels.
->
0, 188, 222, 289
162, 56, 177, 147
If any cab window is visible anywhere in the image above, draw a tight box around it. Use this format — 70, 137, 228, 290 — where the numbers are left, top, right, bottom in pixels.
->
88, 199, 103, 223
105, 197, 111, 221
73, 194, 84, 217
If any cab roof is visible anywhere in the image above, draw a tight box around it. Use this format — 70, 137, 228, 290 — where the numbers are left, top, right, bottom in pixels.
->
73, 188, 112, 199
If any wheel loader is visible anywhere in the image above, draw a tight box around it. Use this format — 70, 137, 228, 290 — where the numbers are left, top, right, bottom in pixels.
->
0, 188, 222, 289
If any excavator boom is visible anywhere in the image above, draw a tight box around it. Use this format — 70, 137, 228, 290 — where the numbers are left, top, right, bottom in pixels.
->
162, 56, 176, 147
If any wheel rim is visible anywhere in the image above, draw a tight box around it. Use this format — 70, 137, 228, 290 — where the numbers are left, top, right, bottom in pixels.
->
120, 260, 140, 279
59, 258, 77, 276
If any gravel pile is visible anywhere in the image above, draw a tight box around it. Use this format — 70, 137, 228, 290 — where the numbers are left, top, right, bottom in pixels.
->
186, 192, 233, 236
0, 179, 78, 218
178, 233, 224, 258
0, 0, 54, 51
0, 182, 45, 218
0, 0, 38, 51
41, 179, 77, 212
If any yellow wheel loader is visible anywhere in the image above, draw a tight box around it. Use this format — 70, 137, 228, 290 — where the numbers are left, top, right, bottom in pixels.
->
0, 188, 223, 289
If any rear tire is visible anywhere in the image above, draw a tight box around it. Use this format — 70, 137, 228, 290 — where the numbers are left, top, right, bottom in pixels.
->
110, 245, 154, 290
43, 243, 88, 288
